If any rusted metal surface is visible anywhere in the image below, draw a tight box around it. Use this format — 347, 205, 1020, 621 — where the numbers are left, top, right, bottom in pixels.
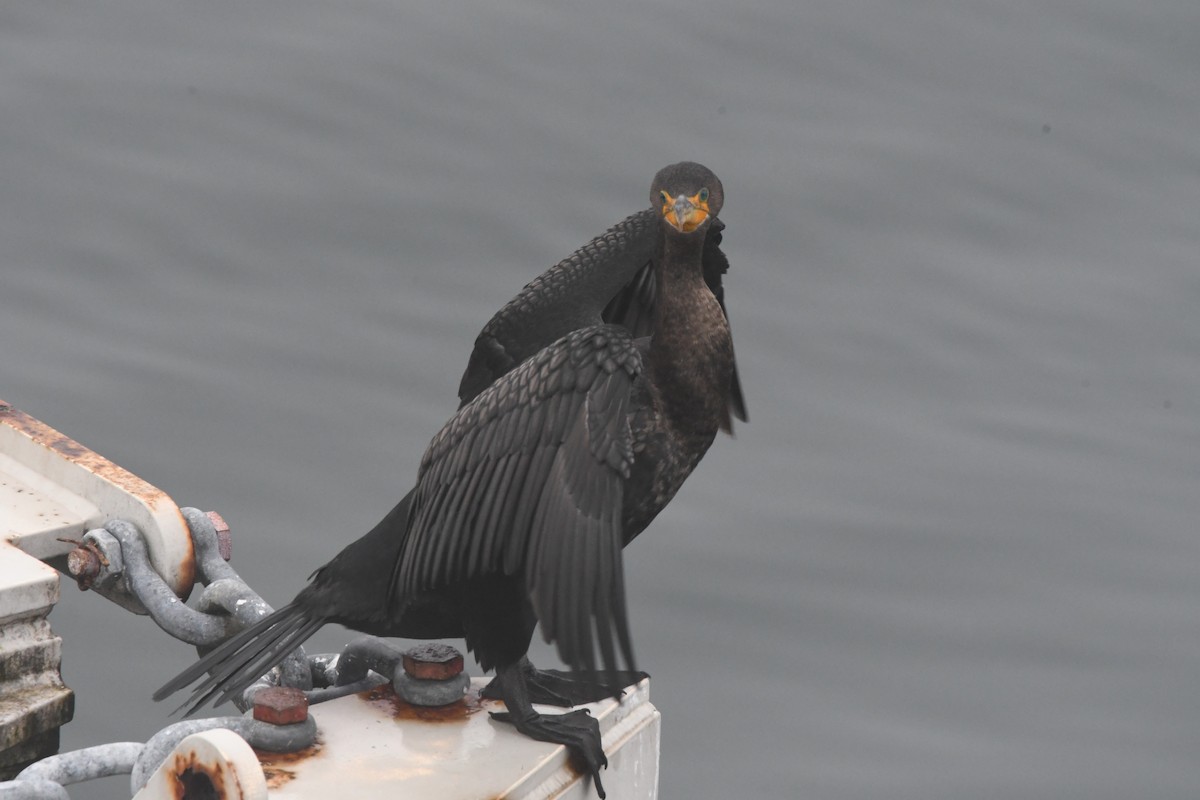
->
3, 400, 661, 797
204, 511, 232, 561
252, 687, 309, 726
65, 542, 102, 590
252, 677, 658, 799
0, 400, 194, 598
358, 683, 487, 723
252, 741, 323, 791
67, 528, 126, 598
0, 402, 167, 504
134, 729, 268, 800
166, 750, 228, 800
132, 718, 317, 794
393, 642, 471, 706
402, 642, 465, 680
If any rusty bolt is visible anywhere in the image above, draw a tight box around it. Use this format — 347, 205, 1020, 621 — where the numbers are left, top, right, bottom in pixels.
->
205, 510, 232, 561
402, 643, 465, 681
253, 686, 309, 725
396, 643, 469, 706
67, 545, 101, 590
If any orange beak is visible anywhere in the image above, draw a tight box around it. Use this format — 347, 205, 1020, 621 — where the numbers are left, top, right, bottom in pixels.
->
661, 190, 711, 232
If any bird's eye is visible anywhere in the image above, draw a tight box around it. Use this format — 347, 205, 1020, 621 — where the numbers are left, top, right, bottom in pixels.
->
659, 190, 671, 205
698, 187, 709, 203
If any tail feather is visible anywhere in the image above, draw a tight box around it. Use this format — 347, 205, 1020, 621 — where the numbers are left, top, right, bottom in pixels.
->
209, 617, 325, 710
154, 603, 325, 714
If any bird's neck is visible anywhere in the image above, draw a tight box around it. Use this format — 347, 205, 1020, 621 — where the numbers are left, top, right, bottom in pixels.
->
649, 230, 734, 435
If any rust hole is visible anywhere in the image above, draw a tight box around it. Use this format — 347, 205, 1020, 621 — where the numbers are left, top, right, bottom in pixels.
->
177, 768, 217, 800
357, 683, 491, 722
168, 752, 224, 800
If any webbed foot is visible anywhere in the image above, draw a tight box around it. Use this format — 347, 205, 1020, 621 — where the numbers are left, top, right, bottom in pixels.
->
488, 657, 630, 797
490, 707, 608, 798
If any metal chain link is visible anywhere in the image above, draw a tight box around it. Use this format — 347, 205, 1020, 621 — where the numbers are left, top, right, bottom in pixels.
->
1, 509, 398, 799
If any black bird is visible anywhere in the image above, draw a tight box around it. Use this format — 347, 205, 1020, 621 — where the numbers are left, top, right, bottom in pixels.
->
155, 162, 744, 797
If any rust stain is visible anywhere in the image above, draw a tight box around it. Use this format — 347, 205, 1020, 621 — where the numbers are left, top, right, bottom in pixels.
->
168, 750, 228, 799
259, 764, 296, 791
173, 520, 196, 600
0, 403, 170, 503
253, 740, 324, 791
402, 643, 465, 680
357, 683, 488, 722
0, 400, 195, 596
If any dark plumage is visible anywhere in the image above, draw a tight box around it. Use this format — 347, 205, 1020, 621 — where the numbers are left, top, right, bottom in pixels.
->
155, 162, 744, 797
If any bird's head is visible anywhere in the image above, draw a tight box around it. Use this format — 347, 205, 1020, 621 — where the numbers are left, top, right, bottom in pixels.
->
650, 162, 723, 235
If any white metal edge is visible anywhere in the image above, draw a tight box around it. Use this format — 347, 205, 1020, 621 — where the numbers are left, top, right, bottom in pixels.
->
503, 678, 660, 799
0, 402, 194, 597
133, 729, 269, 800
0, 542, 61, 626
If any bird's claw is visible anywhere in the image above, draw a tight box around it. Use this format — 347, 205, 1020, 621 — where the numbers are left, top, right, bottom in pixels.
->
490, 708, 608, 798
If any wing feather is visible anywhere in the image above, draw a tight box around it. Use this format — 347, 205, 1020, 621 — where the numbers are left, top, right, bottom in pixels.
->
393, 324, 640, 674
458, 209, 657, 405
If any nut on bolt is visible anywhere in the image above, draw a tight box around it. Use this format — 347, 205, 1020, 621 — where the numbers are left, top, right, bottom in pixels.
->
205, 510, 232, 561
395, 643, 470, 707
67, 529, 124, 592
253, 686, 309, 726
402, 642, 465, 681
66, 544, 102, 590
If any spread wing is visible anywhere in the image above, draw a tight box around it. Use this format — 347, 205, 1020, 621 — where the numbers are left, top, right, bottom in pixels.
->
397, 325, 641, 675
603, 217, 748, 424
457, 209, 657, 406
458, 210, 746, 426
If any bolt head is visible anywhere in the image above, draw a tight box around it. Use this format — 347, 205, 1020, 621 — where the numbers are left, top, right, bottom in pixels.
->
252, 686, 309, 725
402, 643, 465, 681
67, 547, 100, 589
205, 510, 233, 561
67, 547, 99, 576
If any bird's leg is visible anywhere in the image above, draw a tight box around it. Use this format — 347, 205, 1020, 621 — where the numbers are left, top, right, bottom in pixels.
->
481, 656, 648, 706
488, 658, 610, 798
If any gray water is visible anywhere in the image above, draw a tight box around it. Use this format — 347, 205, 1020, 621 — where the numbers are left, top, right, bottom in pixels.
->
3, 1, 1199, 797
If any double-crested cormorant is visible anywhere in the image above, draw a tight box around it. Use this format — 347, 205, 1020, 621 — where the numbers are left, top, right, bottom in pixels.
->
155, 162, 744, 797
